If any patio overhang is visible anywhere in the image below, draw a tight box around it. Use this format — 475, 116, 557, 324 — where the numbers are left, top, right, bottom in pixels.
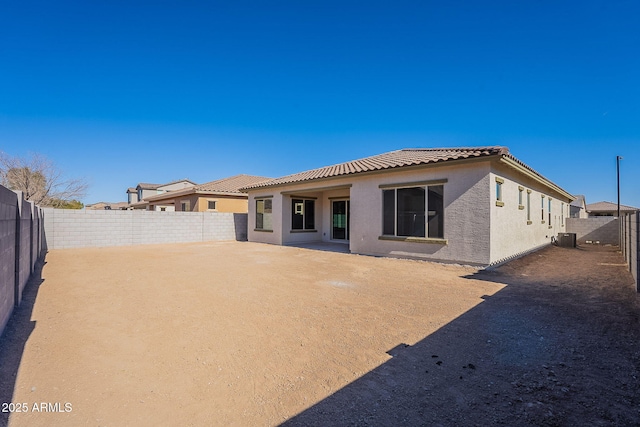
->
280, 184, 352, 196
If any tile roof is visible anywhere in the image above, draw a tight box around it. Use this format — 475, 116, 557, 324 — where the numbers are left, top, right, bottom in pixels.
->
143, 175, 272, 202
136, 179, 196, 191
193, 174, 272, 194
137, 183, 162, 190
240, 147, 510, 190
586, 201, 639, 212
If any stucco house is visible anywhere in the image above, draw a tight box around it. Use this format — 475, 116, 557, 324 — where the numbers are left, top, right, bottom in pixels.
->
143, 174, 270, 213
127, 179, 197, 210
586, 201, 639, 217
240, 147, 574, 266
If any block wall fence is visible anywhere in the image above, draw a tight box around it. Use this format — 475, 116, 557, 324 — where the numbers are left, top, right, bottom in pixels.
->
41, 208, 248, 249
566, 217, 620, 245
621, 211, 640, 292
0, 186, 45, 338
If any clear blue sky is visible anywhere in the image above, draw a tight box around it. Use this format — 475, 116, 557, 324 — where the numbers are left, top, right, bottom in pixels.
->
1, 1, 638, 206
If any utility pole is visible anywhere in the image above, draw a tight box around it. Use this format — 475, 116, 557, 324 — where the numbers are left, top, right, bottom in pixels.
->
617, 155, 623, 217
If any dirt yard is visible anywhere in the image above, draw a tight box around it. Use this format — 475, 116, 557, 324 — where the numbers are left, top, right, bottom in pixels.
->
1, 242, 638, 426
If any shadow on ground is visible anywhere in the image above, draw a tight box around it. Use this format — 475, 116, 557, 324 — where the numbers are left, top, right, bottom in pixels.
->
282, 245, 640, 426
0, 259, 45, 427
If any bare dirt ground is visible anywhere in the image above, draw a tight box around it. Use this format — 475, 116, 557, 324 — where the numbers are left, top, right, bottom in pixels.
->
1, 242, 638, 426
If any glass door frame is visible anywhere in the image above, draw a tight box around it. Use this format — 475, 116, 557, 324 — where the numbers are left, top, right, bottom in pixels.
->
331, 198, 350, 241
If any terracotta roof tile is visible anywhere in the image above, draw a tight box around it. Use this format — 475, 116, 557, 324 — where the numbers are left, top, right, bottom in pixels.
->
193, 174, 272, 195
240, 147, 509, 190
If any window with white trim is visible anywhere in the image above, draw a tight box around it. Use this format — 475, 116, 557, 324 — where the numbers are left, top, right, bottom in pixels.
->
292, 199, 315, 230
208, 200, 217, 210
382, 184, 444, 239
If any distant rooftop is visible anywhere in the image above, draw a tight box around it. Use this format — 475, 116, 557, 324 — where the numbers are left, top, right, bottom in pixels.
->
586, 201, 639, 213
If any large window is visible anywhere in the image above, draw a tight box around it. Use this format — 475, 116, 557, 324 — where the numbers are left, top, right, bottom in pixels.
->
256, 198, 273, 231
292, 199, 315, 230
382, 185, 444, 239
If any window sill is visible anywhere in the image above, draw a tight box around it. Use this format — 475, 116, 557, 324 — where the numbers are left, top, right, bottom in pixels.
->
254, 229, 273, 233
378, 235, 448, 245
496, 201, 505, 207
290, 229, 318, 233
518, 205, 525, 210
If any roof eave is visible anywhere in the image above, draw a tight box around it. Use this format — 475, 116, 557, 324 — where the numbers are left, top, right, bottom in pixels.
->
241, 153, 504, 192
499, 155, 574, 201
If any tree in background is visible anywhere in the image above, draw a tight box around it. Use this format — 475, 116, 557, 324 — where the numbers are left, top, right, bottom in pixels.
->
0, 152, 88, 208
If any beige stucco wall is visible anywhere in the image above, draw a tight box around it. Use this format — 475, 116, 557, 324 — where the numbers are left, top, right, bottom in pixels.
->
196, 196, 248, 213
489, 163, 571, 264
149, 195, 249, 213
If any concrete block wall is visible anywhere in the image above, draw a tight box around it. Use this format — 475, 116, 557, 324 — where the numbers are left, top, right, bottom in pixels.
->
621, 212, 639, 292
0, 186, 44, 338
566, 217, 619, 245
42, 208, 248, 249
0, 186, 18, 336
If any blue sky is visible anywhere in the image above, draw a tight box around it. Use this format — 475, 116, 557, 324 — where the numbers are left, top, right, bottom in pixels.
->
1, 1, 638, 206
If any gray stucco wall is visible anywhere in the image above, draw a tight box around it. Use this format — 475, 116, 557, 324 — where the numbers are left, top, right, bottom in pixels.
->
567, 217, 619, 245
42, 209, 248, 249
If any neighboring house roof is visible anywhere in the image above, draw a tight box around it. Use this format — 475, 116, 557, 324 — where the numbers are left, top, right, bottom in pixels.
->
136, 183, 163, 190
144, 174, 272, 202
135, 179, 196, 191
570, 195, 586, 208
586, 201, 639, 213
240, 147, 574, 200
127, 187, 137, 193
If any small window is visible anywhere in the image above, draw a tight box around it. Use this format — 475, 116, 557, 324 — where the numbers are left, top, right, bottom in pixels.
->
256, 198, 273, 231
292, 198, 315, 230
526, 190, 532, 223
160, 207, 166, 212
208, 201, 217, 210
541, 195, 545, 223
181, 201, 190, 212
495, 177, 504, 207
518, 187, 524, 208
548, 198, 552, 226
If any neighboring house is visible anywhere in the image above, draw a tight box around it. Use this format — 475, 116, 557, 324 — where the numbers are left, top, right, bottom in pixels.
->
126, 179, 197, 210
144, 174, 271, 213
241, 147, 574, 266
586, 201, 639, 217
570, 195, 588, 218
